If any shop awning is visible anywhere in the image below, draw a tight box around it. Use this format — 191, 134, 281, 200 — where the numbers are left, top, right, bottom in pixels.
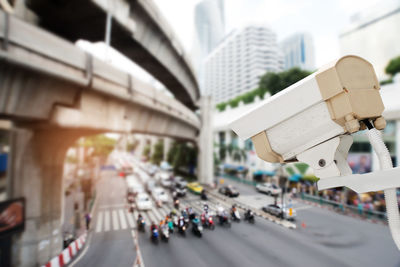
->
289, 174, 302, 182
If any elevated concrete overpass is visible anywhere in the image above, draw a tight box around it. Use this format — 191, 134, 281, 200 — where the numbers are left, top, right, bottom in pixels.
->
24, 0, 200, 109
0, 10, 202, 266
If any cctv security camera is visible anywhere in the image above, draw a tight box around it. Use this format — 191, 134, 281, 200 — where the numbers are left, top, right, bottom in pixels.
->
230, 55, 400, 251
230, 55, 386, 179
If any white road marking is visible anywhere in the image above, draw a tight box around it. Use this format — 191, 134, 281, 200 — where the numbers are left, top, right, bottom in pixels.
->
118, 209, 128, 229
125, 210, 135, 228
104, 211, 110, 232
151, 207, 163, 221
295, 205, 313, 211
112, 210, 120, 231
95, 211, 103, 233
146, 211, 157, 224
133, 209, 139, 223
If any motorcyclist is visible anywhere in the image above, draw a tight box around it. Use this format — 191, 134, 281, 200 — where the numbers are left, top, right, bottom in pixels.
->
245, 209, 253, 218
201, 189, 207, 200
150, 221, 157, 232
203, 203, 209, 214
179, 216, 185, 228
188, 207, 196, 220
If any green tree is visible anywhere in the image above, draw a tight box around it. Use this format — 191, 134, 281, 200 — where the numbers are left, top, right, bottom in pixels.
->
142, 144, 151, 160
167, 142, 197, 173
81, 134, 117, 158
385, 56, 400, 77
151, 139, 164, 165
127, 139, 139, 152
258, 67, 312, 96
216, 102, 227, 112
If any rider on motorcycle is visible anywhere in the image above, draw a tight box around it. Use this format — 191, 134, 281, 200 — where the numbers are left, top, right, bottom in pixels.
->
150, 221, 157, 232
203, 203, 209, 214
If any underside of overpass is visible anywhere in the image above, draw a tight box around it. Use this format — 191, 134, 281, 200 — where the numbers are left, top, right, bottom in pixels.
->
24, 0, 200, 110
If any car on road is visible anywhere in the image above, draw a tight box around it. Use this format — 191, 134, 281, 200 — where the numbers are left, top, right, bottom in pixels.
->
157, 172, 173, 188
256, 183, 282, 196
173, 176, 187, 187
146, 179, 156, 193
262, 204, 296, 220
136, 193, 153, 210
172, 183, 187, 197
187, 182, 203, 195
218, 185, 240, 197
152, 187, 169, 203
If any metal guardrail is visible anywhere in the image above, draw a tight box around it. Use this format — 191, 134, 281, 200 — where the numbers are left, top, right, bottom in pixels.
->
300, 193, 387, 222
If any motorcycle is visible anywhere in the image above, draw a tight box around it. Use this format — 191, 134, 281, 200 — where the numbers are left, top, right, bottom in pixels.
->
178, 221, 186, 236
151, 228, 159, 244
174, 199, 180, 210
137, 218, 146, 232
160, 226, 169, 242
244, 211, 255, 224
201, 214, 215, 230
218, 214, 231, 228
231, 209, 241, 222
201, 190, 208, 200
167, 220, 174, 234
192, 221, 203, 237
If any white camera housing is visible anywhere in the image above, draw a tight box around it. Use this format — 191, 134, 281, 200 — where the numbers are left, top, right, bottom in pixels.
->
230, 55, 386, 178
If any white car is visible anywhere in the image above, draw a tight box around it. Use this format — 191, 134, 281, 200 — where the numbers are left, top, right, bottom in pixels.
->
152, 187, 169, 203
256, 183, 282, 196
136, 193, 153, 210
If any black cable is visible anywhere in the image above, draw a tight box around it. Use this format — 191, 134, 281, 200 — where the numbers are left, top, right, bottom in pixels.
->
362, 119, 374, 130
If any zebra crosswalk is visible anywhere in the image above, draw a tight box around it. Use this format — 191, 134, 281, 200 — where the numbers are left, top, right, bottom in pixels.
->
94, 195, 235, 234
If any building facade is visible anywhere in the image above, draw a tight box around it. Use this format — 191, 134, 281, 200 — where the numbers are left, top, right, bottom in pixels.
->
280, 32, 315, 71
204, 25, 283, 103
193, 0, 225, 91
339, 0, 400, 80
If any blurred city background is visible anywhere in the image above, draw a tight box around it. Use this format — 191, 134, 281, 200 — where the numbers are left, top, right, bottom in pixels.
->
0, 0, 400, 266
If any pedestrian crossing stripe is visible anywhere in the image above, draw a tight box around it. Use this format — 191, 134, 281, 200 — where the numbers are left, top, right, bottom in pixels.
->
118, 209, 128, 229
93, 196, 236, 233
104, 210, 111, 232
112, 210, 120, 230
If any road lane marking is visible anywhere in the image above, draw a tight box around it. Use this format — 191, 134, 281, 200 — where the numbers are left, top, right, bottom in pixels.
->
151, 207, 163, 221
296, 205, 313, 211
158, 206, 168, 217
118, 209, 128, 229
133, 209, 139, 224
125, 210, 135, 228
99, 203, 125, 209
96, 211, 103, 233
146, 211, 157, 224
104, 211, 111, 232
112, 210, 120, 231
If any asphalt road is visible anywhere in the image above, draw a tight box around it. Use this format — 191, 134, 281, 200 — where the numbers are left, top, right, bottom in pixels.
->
71, 170, 400, 267
72, 172, 136, 267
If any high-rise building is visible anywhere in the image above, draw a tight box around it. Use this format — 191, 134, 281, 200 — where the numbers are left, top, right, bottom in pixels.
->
280, 33, 315, 71
193, 0, 225, 92
204, 25, 283, 103
339, 0, 400, 80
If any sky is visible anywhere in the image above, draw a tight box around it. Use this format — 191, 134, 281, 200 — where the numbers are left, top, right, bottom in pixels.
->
153, 0, 384, 68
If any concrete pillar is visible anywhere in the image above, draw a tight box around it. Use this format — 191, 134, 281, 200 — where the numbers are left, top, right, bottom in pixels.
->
133, 134, 146, 159
163, 138, 172, 162
7, 127, 81, 267
198, 96, 214, 185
